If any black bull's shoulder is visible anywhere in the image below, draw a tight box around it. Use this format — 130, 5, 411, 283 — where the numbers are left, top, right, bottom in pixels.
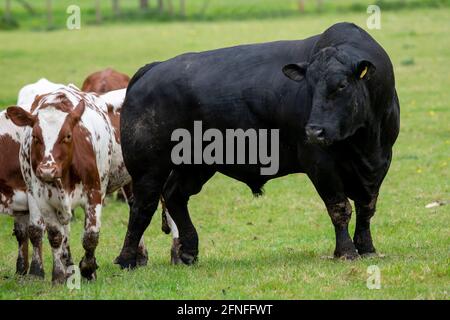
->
121, 22, 399, 202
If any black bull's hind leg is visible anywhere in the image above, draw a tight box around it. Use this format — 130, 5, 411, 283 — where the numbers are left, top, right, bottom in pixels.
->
115, 170, 169, 269
162, 169, 214, 265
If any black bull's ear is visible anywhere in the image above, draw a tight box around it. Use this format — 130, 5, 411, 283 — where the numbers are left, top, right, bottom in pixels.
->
356, 60, 376, 80
282, 62, 308, 82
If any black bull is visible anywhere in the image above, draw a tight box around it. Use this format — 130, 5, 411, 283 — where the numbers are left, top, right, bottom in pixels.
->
115, 22, 400, 268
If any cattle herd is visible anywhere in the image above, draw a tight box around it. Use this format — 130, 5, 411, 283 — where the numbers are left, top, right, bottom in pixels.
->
0, 22, 399, 285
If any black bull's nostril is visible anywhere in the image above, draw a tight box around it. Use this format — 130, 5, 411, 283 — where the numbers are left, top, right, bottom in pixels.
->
305, 125, 325, 142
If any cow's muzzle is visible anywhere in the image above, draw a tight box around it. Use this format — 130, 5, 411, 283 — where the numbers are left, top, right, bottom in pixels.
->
305, 124, 327, 144
36, 164, 61, 182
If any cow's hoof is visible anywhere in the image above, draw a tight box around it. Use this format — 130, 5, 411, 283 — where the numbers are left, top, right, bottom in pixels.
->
334, 251, 360, 261
15, 258, 29, 276
180, 251, 198, 265
360, 252, 378, 258
79, 258, 98, 280
51, 270, 66, 285
136, 250, 149, 267
354, 235, 376, 256
29, 261, 45, 279
114, 254, 137, 270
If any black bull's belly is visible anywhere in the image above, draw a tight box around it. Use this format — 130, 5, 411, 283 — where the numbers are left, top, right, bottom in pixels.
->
115, 22, 400, 268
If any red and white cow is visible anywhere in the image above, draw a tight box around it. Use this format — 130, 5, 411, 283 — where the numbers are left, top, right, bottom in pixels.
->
0, 79, 65, 276
6, 85, 145, 283
81, 68, 130, 94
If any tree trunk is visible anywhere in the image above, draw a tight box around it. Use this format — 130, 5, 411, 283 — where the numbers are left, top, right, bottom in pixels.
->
158, 0, 164, 13
46, 0, 53, 27
95, 0, 102, 23
317, 0, 324, 11
298, 0, 305, 13
140, 0, 149, 11
17, 0, 36, 15
4, 0, 12, 21
180, 0, 186, 17
112, 0, 120, 17
167, 0, 174, 16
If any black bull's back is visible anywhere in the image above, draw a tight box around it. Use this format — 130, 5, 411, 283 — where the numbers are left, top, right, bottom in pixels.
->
122, 37, 321, 184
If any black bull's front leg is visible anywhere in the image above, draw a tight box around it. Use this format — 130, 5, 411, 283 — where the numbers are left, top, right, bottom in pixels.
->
306, 157, 359, 259
354, 194, 378, 255
326, 200, 359, 259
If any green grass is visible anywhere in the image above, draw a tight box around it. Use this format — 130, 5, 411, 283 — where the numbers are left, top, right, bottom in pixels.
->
0, 7, 449, 299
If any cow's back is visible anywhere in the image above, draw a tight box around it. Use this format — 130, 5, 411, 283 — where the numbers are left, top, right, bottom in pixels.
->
124, 37, 319, 140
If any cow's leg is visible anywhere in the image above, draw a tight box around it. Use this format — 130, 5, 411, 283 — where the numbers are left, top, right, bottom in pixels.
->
27, 194, 45, 278
162, 169, 214, 265
61, 224, 74, 268
325, 200, 358, 259
160, 196, 181, 264
354, 194, 378, 256
307, 162, 358, 260
160, 197, 171, 234
166, 212, 181, 264
79, 191, 102, 280
47, 223, 67, 284
136, 235, 148, 267
115, 170, 169, 269
118, 183, 133, 204
13, 213, 29, 276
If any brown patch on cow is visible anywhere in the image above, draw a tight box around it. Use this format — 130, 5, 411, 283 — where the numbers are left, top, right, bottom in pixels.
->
70, 124, 101, 193
13, 220, 29, 275
29, 94, 46, 113
85, 190, 102, 230
326, 201, 352, 227
47, 226, 63, 249
107, 105, 121, 144
82, 68, 130, 94
0, 134, 26, 208
28, 224, 45, 278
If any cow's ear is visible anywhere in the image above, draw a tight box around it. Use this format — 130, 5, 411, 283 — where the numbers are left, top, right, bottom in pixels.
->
282, 62, 308, 82
70, 100, 86, 123
356, 60, 376, 80
6, 106, 35, 127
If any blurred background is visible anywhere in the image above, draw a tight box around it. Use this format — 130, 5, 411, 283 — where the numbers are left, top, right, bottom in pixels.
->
1, 0, 449, 30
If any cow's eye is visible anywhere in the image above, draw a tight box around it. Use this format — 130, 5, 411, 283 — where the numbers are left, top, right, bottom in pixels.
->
337, 82, 347, 91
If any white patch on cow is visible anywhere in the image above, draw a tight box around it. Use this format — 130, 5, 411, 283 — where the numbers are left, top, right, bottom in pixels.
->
11, 191, 28, 212
17, 78, 65, 109
166, 211, 179, 239
100, 89, 126, 112
36, 107, 68, 164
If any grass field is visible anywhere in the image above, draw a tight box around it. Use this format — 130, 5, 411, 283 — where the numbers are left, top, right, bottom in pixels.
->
0, 5, 449, 299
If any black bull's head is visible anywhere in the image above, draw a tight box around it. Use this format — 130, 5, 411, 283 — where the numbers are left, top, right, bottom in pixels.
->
283, 47, 376, 145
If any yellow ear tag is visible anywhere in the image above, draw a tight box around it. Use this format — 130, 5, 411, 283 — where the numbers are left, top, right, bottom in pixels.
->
360, 66, 368, 79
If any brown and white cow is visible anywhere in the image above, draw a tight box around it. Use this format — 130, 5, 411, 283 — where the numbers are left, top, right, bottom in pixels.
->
81, 68, 130, 94
6, 85, 145, 283
0, 79, 65, 277
82, 69, 132, 203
